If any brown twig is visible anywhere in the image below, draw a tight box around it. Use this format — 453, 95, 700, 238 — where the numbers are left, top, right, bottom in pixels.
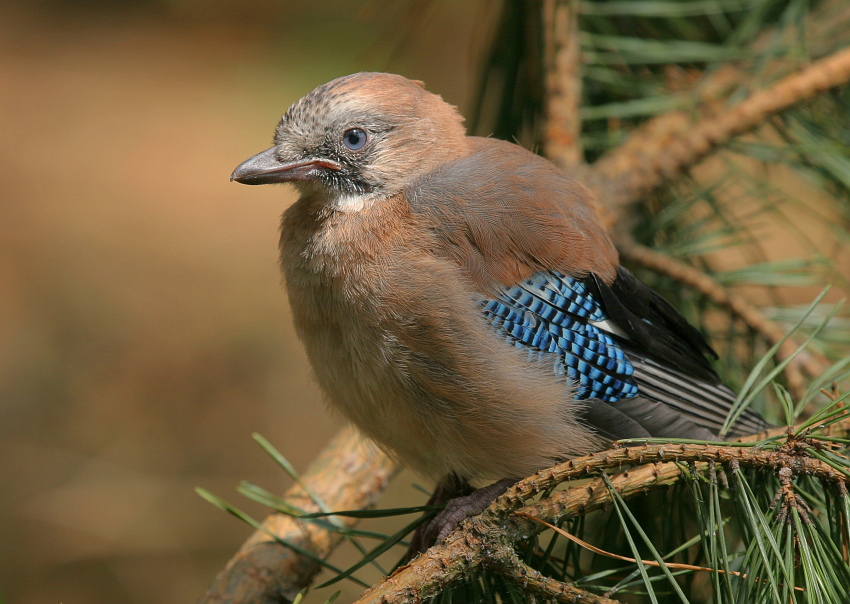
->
494, 549, 620, 604
542, 0, 584, 168
515, 440, 850, 526
352, 460, 684, 603
352, 478, 643, 604
617, 237, 830, 397
591, 45, 850, 210
197, 427, 397, 604
502, 415, 849, 515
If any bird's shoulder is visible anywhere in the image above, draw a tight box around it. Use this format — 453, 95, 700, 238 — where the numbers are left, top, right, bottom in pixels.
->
406, 137, 619, 291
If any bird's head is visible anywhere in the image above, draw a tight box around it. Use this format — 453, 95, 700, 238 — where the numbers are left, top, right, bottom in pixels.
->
231, 72, 468, 210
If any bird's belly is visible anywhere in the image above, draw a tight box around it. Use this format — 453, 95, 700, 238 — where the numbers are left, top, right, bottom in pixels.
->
286, 278, 452, 475
279, 237, 601, 480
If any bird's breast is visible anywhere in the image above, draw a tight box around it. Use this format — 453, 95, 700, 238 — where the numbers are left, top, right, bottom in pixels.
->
275, 192, 601, 479
277, 195, 437, 457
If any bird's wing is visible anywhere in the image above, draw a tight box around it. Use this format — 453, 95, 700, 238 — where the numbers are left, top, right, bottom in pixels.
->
407, 136, 766, 439
481, 268, 768, 439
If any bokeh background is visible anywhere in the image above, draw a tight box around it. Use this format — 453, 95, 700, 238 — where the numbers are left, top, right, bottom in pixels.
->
0, 1, 494, 602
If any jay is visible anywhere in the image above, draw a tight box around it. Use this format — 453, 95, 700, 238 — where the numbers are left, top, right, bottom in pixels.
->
231, 72, 766, 544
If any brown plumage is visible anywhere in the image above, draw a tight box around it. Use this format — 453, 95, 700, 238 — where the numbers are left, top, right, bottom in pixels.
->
231, 72, 766, 487
411, 137, 618, 292
277, 155, 605, 480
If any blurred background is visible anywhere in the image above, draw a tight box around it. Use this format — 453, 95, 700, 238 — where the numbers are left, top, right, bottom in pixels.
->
0, 1, 495, 602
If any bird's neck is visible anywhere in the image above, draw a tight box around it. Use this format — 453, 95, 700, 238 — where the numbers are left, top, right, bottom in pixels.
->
280, 189, 414, 281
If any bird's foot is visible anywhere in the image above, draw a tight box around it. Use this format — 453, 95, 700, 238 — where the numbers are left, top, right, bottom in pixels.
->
406, 478, 516, 560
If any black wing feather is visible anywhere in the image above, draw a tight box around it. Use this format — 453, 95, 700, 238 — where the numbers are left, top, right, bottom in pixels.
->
584, 267, 768, 438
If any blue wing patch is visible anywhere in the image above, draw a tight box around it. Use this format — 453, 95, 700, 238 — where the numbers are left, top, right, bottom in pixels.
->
481, 271, 639, 402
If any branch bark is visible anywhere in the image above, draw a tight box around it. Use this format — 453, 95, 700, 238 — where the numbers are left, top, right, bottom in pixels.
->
197, 427, 397, 604
543, 0, 584, 168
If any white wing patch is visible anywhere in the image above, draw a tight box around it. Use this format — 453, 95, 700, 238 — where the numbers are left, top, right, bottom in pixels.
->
589, 318, 629, 339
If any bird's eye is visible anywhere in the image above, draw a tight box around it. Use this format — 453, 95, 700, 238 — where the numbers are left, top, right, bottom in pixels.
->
342, 128, 368, 151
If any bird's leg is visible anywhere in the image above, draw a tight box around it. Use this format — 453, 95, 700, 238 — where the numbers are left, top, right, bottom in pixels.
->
406, 476, 517, 559
406, 473, 472, 557
429, 478, 517, 542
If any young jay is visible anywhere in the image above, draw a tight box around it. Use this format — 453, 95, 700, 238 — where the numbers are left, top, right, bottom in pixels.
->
231, 72, 767, 545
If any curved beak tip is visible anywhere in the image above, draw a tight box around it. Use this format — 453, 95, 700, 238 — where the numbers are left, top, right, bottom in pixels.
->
230, 146, 288, 186
229, 165, 252, 183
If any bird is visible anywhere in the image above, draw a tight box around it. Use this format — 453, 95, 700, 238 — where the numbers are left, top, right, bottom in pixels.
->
231, 72, 767, 545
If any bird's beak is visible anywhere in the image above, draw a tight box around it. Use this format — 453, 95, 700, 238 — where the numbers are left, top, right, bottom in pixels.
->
230, 147, 341, 185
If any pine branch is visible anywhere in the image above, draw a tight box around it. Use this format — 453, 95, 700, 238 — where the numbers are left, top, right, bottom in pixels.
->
543, 0, 584, 167
354, 417, 850, 604
197, 427, 397, 604
494, 550, 619, 604
535, 9, 850, 395
591, 45, 850, 210
352, 453, 684, 603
